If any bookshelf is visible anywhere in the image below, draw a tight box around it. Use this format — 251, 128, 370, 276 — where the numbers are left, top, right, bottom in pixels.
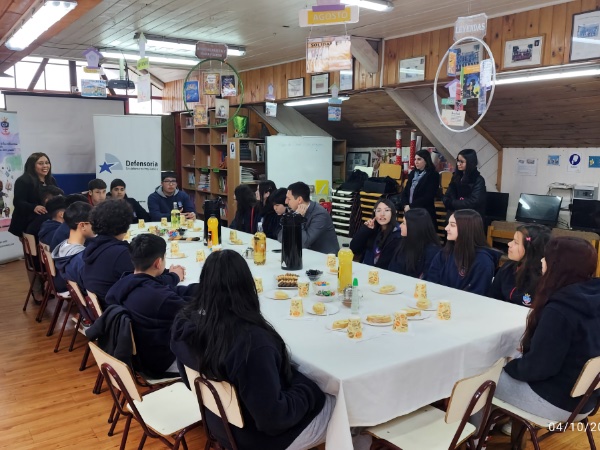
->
179, 108, 265, 224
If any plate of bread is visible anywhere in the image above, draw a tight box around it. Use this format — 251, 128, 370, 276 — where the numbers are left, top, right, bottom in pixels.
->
166, 253, 188, 259
275, 273, 300, 289
326, 318, 351, 331
408, 299, 438, 311
306, 301, 339, 316
370, 284, 402, 295
405, 308, 432, 320
362, 314, 393, 327
264, 290, 292, 300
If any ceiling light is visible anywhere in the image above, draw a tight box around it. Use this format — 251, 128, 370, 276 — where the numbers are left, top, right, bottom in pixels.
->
284, 96, 350, 107
101, 52, 198, 66
135, 33, 246, 57
340, 0, 393, 12
496, 65, 600, 85
5, 1, 77, 51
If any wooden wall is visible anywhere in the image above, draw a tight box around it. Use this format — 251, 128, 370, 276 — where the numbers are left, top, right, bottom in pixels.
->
163, 0, 600, 112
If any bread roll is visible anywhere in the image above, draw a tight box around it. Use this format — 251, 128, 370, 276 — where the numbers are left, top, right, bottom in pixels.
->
366, 314, 392, 324
312, 302, 326, 314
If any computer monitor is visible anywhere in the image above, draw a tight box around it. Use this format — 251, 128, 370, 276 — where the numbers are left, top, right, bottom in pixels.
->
485, 192, 509, 222
515, 194, 562, 227
571, 199, 600, 233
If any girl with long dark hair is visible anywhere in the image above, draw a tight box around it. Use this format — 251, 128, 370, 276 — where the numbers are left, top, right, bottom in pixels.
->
231, 184, 259, 233
261, 187, 286, 239
442, 149, 487, 219
389, 208, 441, 278
171, 250, 333, 450
426, 209, 499, 294
9, 152, 58, 237
488, 224, 551, 306
350, 198, 401, 269
495, 237, 600, 422
400, 150, 440, 225
256, 180, 276, 207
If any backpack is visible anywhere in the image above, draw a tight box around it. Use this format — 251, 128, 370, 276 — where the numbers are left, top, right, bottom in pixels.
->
363, 176, 399, 194
339, 169, 369, 192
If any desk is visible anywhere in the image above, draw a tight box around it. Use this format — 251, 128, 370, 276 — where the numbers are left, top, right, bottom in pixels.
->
132, 224, 527, 450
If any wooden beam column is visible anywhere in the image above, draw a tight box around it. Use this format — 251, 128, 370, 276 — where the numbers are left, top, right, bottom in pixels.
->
27, 57, 48, 91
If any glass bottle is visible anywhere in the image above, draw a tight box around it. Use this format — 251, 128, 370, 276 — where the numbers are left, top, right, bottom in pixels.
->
253, 222, 266, 265
171, 202, 180, 229
207, 215, 219, 247
337, 243, 353, 294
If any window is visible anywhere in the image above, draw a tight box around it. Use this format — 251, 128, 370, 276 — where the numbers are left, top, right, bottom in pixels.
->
45, 64, 70, 91
0, 67, 16, 89
15, 62, 44, 90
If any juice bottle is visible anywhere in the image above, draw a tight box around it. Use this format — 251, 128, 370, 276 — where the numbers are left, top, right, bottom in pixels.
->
170, 202, 180, 229
337, 243, 353, 293
207, 215, 219, 247
253, 222, 266, 265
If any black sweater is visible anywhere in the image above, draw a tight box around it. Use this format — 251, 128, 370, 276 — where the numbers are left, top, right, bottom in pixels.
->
171, 319, 326, 450
442, 169, 486, 219
400, 169, 440, 224
504, 278, 600, 413
388, 243, 440, 279
487, 262, 533, 307
8, 173, 57, 237
350, 224, 401, 270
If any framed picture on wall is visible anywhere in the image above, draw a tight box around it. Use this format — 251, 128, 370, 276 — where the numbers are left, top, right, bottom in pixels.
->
346, 152, 371, 176
570, 10, 600, 61
399, 56, 426, 83
340, 69, 353, 91
503, 36, 544, 69
287, 78, 304, 98
310, 73, 330, 95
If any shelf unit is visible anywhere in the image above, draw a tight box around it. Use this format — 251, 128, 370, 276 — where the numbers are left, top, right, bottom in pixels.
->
179, 108, 265, 224
332, 140, 347, 186
227, 137, 265, 222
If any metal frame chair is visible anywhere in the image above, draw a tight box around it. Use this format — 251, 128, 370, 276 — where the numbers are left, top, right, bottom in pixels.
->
480, 356, 600, 450
365, 358, 505, 450
38, 246, 71, 334
184, 365, 244, 450
88, 342, 201, 450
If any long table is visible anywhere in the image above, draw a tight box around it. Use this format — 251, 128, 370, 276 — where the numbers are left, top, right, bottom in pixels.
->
132, 224, 528, 450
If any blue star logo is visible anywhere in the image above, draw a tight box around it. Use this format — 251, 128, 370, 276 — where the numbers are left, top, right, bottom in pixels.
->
99, 161, 115, 173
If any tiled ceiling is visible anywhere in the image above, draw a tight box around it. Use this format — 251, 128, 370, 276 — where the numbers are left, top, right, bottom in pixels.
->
24, 0, 573, 77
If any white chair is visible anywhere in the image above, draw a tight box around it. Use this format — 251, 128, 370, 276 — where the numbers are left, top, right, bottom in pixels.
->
88, 342, 202, 450
185, 365, 244, 450
481, 356, 600, 450
366, 358, 505, 450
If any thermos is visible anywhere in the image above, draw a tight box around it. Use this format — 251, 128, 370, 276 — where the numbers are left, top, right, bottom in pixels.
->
280, 212, 305, 270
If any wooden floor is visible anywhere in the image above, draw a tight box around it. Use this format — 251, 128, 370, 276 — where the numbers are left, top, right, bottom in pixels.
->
0, 258, 598, 450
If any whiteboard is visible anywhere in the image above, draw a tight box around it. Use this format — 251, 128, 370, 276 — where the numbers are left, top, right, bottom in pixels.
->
266, 136, 332, 195
5, 93, 125, 173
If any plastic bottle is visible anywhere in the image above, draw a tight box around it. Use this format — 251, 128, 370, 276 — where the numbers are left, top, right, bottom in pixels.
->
253, 221, 266, 265
337, 243, 353, 294
171, 202, 180, 229
351, 277, 359, 313
207, 215, 219, 247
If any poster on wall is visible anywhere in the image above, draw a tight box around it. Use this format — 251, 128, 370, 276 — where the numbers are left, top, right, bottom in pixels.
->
516, 157, 538, 176
306, 35, 352, 73
203, 73, 220, 95
215, 99, 229, 119
137, 73, 151, 103
0, 113, 23, 262
81, 79, 107, 98
547, 155, 560, 166
221, 74, 237, 97
568, 153, 582, 173
589, 156, 600, 168
399, 57, 425, 83
184, 81, 200, 102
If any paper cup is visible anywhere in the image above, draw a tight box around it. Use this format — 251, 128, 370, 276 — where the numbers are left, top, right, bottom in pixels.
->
254, 277, 263, 294
326, 254, 337, 270
437, 301, 451, 320
187, 219, 194, 229
297, 280, 310, 298
368, 269, 380, 285
161, 217, 168, 227
392, 311, 408, 332
414, 281, 427, 299
196, 250, 205, 262
138, 219, 145, 229
290, 297, 304, 317
347, 316, 363, 339
171, 242, 179, 256
230, 230, 238, 241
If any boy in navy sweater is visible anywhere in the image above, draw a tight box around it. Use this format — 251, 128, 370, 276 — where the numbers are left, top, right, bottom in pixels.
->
147, 172, 196, 222
39, 195, 67, 246
105, 233, 190, 378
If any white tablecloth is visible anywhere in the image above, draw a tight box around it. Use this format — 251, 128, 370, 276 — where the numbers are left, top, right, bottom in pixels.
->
132, 224, 528, 450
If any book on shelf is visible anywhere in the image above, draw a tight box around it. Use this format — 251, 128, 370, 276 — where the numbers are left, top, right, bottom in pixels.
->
198, 173, 210, 191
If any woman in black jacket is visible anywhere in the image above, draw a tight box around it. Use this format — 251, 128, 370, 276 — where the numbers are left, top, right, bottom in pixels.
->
9, 152, 58, 237
350, 198, 401, 269
261, 188, 286, 239
401, 149, 440, 226
488, 237, 600, 426
171, 250, 333, 450
487, 224, 551, 306
231, 184, 260, 233
442, 148, 486, 220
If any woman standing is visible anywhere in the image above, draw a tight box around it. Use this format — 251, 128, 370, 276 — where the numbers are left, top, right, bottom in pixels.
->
350, 198, 401, 269
426, 209, 499, 295
9, 152, 58, 237
488, 224, 551, 306
171, 250, 333, 450
389, 208, 441, 279
400, 150, 440, 226
442, 149, 487, 220
491, 237, 600, 425
231, 184, 260, 233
